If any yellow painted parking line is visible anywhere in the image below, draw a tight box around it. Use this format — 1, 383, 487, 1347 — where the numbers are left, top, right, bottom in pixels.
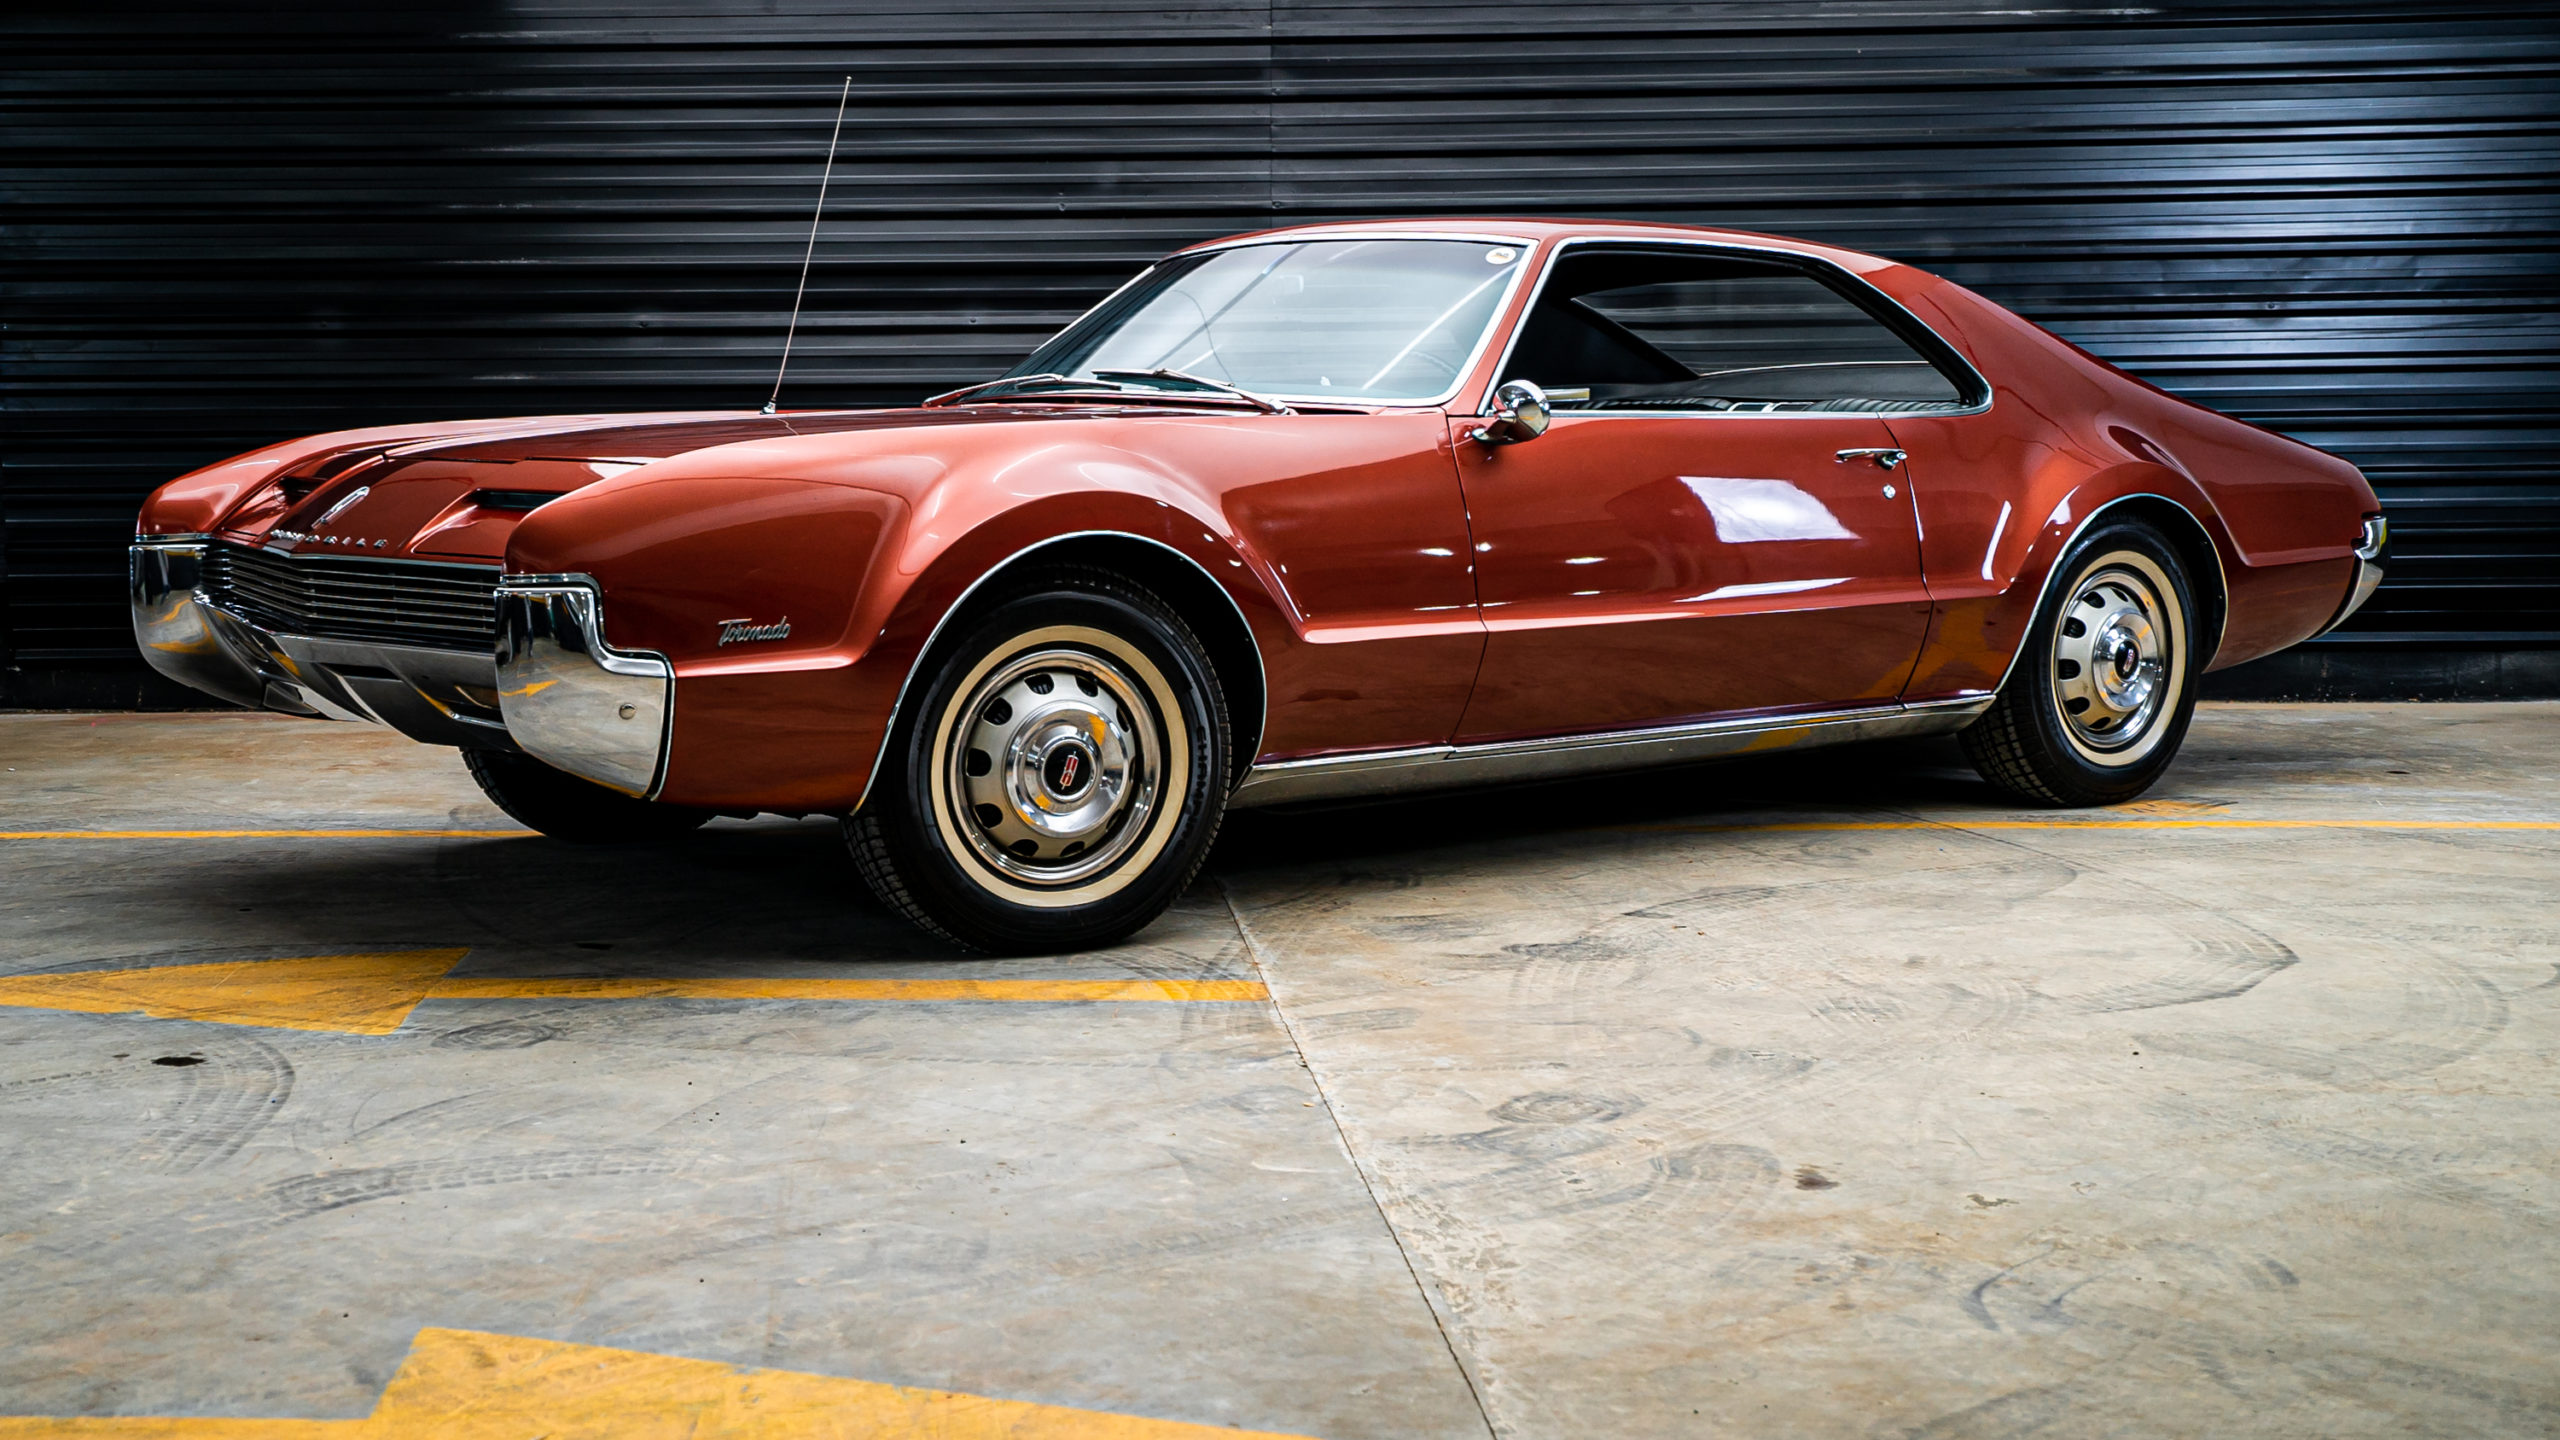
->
0, 951, 1268, 1035
1640, 818, 2560, 834
427, 975, 1271, 1004
0, 1325, 1317, 1438
0, 950, 469, 1034
0, 829, 532, 839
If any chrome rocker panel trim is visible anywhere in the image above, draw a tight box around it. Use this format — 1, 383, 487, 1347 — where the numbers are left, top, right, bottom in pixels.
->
495, 575, 674, 799
132, 537, 516, 746
1228, 694, 1994, 809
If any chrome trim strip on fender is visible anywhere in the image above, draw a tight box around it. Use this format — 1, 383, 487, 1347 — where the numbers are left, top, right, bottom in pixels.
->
850, 530, 1271, 815
1980, 492, 2231, 696
1227, 695, 1994, 809
495, 575, 674, 798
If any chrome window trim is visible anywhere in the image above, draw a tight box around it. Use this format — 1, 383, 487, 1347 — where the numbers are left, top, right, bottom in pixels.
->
1185, 228, 1540, 254
1002, 234, 1542, 411
851, 529, 1270, 815
1229, 694, 1995, 809
1469, 235, 1995, 421
1981, 492, 2233, 695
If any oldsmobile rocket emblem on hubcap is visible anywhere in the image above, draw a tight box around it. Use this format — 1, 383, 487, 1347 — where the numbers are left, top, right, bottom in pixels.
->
1045, 743, 1092, 797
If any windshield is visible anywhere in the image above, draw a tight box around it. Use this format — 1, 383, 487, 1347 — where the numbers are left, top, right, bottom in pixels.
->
1008, 239, 1530, 403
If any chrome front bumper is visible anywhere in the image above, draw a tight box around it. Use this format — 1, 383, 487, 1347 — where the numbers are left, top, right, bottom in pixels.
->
2315, 514, 2391, 638
132, 540, 673, 799
494, 576, 673, 798
131, 537, 515, 744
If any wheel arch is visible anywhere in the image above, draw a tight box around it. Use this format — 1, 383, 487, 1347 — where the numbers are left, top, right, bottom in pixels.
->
858, 530, 1269, 812
1987, 491, 2231, 696
2101, 495, 2228, 670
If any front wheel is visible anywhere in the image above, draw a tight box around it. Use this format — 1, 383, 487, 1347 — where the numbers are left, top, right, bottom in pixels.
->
1961, 519, 2201, 807
845, 569, 1231, 953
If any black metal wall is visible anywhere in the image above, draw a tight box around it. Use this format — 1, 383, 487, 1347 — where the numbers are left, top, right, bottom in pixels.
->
6, 1, 2556, 702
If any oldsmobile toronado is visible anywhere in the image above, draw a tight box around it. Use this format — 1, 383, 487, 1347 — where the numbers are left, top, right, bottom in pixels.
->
133, 219, 2387, 950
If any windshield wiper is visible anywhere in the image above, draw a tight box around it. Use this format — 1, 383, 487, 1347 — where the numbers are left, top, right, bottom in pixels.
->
1091, 367, 1294, 415
921, 373, 1127, 407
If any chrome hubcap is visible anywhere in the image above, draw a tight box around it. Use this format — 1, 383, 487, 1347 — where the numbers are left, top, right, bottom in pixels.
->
946, 646, 1160, 886
2053, 564, 2171, 751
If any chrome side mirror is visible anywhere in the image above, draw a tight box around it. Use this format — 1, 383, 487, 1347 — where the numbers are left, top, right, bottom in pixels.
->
1472, 380, 1551, 446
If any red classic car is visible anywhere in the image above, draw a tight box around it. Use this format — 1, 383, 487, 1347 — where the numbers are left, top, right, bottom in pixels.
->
133, 219, 2387, 951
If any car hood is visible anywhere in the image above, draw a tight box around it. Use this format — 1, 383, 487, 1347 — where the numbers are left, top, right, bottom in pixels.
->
202, 406, 1088, 563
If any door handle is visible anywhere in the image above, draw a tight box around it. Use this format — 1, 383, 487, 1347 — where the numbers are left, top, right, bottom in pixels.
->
1836, 447, 1905, 470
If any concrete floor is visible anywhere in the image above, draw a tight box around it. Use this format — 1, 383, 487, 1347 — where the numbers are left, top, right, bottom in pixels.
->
1, 703, 2555, 1437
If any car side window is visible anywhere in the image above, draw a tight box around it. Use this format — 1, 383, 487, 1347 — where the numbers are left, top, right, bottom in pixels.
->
1500, 248, 1976, 413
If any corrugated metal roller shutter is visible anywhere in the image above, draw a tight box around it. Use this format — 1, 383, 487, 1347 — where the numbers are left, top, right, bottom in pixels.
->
5, 0, 2554, 695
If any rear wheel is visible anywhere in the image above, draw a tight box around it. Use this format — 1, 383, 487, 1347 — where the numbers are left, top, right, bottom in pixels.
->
845, 569, 1229, 953
463, 748, 713, 843
1961, 519, 2200, 806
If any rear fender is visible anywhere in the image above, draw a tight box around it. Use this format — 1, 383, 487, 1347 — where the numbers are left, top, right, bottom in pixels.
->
1904, 455, 2236, 700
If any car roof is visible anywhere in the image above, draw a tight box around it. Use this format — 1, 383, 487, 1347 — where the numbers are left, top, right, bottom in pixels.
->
1175, 217, 1902, 276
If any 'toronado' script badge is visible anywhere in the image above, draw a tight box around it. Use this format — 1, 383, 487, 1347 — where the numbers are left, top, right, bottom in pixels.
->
717, 617, 792, 646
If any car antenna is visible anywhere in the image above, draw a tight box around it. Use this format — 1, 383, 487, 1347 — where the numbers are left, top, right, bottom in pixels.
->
762, 75, 853, 416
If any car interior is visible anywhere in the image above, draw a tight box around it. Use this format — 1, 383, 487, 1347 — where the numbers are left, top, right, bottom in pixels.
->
1498, 248, 1976, 413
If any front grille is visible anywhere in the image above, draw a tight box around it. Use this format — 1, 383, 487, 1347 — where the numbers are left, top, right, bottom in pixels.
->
202, 542, 499, 652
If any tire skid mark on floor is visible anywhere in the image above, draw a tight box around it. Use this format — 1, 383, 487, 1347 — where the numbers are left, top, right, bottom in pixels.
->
249, 1147, 693, 1222
1, 1140, 1383, 1339
1894, 1264, 2560, 1439
1843, 820, 2306, 1017
2295, 1349, 2560, 1427
125, 1032, 295, 1174
1231, 913, 2044, 1438
2149, 1097, 2557, 1225
2138, 948, 2510, 1087
1223, 827, 2259, 1435
2059, 909, 2300, 1015
0, 1061, 128, 1092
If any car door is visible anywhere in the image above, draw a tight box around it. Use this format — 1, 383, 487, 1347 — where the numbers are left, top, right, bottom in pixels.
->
1454, 413, 1927, 740
1452, 242, 1967, 743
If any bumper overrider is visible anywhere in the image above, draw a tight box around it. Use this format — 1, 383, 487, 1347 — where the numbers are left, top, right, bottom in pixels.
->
492, 575, 673, 798
130, 539, 673, 799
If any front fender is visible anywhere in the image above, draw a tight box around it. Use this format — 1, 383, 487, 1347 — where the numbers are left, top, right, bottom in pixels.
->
507, 470, 903, 812
510, 451, 1281, 815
